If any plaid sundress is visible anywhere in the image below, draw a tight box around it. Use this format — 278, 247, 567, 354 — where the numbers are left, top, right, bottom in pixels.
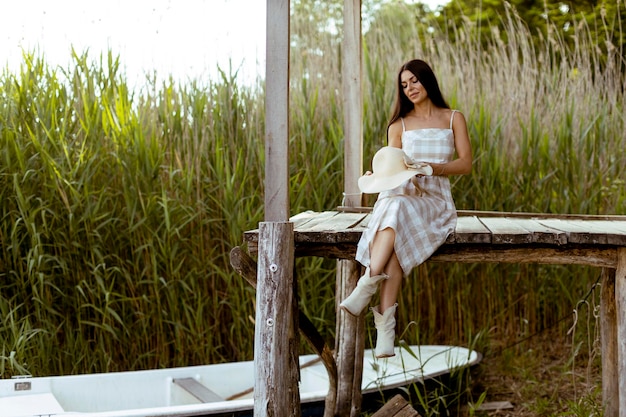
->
355, 111, 458, 276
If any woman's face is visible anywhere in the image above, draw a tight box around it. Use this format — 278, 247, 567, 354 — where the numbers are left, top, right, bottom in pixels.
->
400, 70, 427, 105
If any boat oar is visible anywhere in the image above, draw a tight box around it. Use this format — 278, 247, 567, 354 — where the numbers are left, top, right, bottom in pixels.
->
225, 355, 323, 401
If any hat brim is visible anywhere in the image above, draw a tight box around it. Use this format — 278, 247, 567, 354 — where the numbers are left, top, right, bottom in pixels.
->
358, 170, 419, 194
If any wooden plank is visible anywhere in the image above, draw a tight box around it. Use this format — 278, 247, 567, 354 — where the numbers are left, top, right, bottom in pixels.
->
458, 210, 626, 221
254, 221, 299, 417
371, 394, 420, 417
615, 248, 626, 417
536, 219, 613, 245
290, 210, 328, 228
292, 211, 342, 232
477, 217, 533, 244
569, 220, 626, 245
360, 213, 372, 228
430, 245, 618, 268
451, 216, 492, 244
600, 268, 618, 417
338, 208, 626, 221
299, 212, 368, 232
287, 243, 618, 267
505, 218, 568, 245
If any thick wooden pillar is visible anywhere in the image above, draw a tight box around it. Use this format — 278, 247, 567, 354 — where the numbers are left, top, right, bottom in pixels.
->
265, 0, 290, 222
615, 248, 626, 417
254, 222, 299, 417
337, 0, 364, 414
341, 0, 362, 209
335, 260, 366, 417
601, 267, 618, 417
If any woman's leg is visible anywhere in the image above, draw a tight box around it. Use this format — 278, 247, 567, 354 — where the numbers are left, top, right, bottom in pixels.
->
380, 253, 403, 312
369, 228, 403, 312
369, 228, 403, 358
339, 228, 394, 316
368, 228, 396, 277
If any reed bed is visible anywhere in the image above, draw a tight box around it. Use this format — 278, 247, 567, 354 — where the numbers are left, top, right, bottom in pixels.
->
0, 4, 624, 399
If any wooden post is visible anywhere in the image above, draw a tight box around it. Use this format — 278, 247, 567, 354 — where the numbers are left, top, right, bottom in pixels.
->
341, 0, 363, 209
336, 1, 364, 415
601, 267, 618, 417
615, 247, 626, 417
265, 0, 290, 222
254, 222, 299, 417
256, 1, 294, 414
335, 260, 366, 417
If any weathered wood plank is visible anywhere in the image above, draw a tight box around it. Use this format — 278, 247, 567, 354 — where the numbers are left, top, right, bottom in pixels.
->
371, 394, 420, 417
360, 213, 372, 228
458, 210, 626, 221
303, 213, 368, 232
338, 206, 626, 221
431, 245, 618, 268
567, 220, 626, 245
280, 243, 618, 268
254, 222, 299, 417
477, 217, 534, 244
451, 216, 491, 244
615, 248, 626, 417
536, 219, 612, 245
291, 210, 340, 230
505, 218, 568, 245
290, 210, 329, 228
600, 267, 618, 417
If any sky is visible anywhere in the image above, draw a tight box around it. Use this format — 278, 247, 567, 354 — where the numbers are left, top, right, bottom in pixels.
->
1, 0, 447, 87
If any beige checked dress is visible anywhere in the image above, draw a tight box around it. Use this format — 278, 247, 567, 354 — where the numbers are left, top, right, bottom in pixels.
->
355, 111, 458, 276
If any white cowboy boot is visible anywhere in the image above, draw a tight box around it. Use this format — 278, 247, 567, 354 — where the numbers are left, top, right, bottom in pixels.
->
372, 304, 397, 358
339, 268, 388, 316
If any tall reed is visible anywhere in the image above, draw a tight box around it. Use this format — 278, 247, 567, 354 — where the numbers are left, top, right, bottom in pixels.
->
0, 3, 624, 379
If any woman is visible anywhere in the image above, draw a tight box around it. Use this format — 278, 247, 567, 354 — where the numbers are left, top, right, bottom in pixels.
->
340, 59, 472, 358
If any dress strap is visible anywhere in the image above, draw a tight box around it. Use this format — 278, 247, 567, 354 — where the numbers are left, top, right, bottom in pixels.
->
401, 117, 406, 132
449, 110, 458, 129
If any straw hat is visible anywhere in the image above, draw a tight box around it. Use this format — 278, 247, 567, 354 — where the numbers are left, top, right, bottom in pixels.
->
358, 146, 433, 194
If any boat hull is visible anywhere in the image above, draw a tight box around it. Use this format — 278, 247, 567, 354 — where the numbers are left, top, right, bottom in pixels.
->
0, 345, 481, 417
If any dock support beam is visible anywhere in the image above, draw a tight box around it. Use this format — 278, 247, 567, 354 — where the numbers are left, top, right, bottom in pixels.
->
254, 222, 299, 417
336, 260, 366, 416
601, 267, 617, 417
615, 248, 626, 417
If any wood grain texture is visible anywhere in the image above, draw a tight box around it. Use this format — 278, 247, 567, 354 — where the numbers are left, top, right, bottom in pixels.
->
601, 268, 618, 417
254, 221, 299, 417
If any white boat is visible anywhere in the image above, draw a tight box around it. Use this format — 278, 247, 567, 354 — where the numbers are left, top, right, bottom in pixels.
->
0, 345, 481, 417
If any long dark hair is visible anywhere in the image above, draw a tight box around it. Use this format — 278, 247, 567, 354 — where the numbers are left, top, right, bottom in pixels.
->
387, 59, 450, 132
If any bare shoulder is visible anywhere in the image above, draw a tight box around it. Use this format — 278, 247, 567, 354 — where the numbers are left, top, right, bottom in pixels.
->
432, 108, 458, 128
450, 109, 468, 126
387, 120, 403, 146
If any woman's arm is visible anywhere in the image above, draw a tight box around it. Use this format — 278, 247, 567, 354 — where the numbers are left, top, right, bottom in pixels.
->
430, 111, 472, 176
387, 120, 403, 148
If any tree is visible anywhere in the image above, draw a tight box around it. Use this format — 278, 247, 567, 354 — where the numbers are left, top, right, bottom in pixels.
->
433, 0, 625, 71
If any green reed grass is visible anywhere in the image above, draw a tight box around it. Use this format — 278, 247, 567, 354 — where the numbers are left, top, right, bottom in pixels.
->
0, 3, 624, 386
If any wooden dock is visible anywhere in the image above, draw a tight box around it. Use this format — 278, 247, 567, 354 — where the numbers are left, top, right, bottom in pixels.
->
237, 210, 626, 416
